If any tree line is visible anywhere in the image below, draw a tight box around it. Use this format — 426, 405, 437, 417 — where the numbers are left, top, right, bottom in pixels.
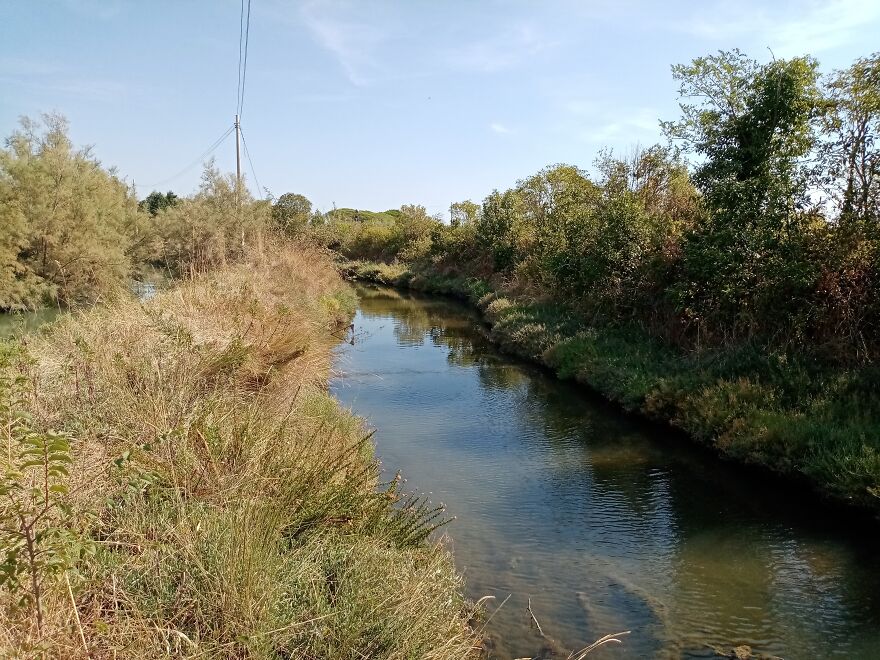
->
306, 50, 879, 360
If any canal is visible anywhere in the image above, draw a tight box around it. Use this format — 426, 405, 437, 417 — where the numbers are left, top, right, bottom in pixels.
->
330, 285, 880, 659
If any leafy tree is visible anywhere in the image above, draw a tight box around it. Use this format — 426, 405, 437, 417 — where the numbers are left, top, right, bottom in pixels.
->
394, 204, 439, 261
1, 113, 136, 307
450, 200, 480, 228
478, 189, 521, 272
138, 190, 179, 216
664, 51, 824, 334
272, 192, 313, 235
513, 164, 599, 283
821, 53, 880, 228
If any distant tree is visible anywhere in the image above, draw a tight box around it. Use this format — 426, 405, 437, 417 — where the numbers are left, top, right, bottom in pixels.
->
139, 190, 179, 216
155, 160, 268, 274
272, 193, 313, 235
450, 200, 480, 227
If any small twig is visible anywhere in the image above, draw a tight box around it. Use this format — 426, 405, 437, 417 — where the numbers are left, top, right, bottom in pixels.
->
527, 596, 546, 638
66, 571, 89, 655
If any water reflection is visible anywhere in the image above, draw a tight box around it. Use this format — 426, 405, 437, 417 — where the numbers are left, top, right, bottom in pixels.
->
332, 285, 880, 659
0, 307, 62, 338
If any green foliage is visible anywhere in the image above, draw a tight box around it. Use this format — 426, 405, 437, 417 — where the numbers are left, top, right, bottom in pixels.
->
272, 192, 312, 235
324, 49, 880, 511
313, 204, 441, 264
477, 188, 522, 272
449, 200, 480, 228
0, 113, 137, 309
138, 190, 179, 216
0, 351, 91, 634
665, 51, 826, 335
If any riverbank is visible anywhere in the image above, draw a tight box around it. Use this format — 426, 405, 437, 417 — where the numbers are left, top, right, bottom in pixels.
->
340, 259, 880, 515
0, 246, 480, 657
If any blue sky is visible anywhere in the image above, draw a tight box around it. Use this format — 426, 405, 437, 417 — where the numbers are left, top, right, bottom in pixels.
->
3, 0, 879, 216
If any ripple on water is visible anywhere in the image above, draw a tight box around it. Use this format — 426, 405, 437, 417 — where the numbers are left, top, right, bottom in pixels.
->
330, 286, 880, 660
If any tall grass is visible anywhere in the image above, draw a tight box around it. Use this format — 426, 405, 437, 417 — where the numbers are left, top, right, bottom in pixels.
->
0, 243, 481, 658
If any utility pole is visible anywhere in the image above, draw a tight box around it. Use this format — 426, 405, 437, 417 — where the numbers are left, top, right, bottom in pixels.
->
234, 114, 242, 192
235, 114, 243, 252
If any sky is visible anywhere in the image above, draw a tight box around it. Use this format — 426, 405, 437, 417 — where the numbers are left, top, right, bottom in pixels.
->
2, 0, 879, 217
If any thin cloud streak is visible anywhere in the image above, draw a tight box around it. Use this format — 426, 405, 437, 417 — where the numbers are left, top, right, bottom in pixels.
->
582, 115, 658, 143
444, 23, 556, 73
299, 0, 390, 86
677, 0, 880, 55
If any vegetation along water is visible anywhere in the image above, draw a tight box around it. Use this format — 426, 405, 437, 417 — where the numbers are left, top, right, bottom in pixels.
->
311, 51, 880, 517
0, 117, 479, 657
1, 43, 879, 658
332, 284, 880, 658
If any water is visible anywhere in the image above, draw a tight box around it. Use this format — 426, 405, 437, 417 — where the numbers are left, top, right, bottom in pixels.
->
0, 308, 62, 338
0, 274, 167, 339
330, 285, 880, 659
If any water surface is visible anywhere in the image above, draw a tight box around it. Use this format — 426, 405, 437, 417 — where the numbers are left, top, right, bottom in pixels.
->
0, 308, 62, 338
330, 285, 880, 659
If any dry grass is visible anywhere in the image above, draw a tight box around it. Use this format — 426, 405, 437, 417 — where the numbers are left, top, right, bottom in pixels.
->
0, 244, 481, 658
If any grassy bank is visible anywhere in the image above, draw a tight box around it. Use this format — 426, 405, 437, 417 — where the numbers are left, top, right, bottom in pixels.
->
0, 246, 480, 658
341, 259, 880, 514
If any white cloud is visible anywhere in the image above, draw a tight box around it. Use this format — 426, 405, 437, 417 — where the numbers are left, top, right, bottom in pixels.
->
299, 0, 389, 86
445, 23, 555, 73
489, 122, 511, 134
678, 0, 880, 56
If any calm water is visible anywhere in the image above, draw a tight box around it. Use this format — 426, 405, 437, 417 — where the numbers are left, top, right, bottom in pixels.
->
330, 285, 880, 659
0, 308, 62, 338
0, 276, 165, 339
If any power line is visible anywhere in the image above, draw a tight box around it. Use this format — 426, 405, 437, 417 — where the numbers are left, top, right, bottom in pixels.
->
236, 0, 252, 118
239, 126, 263, 198
236, 0, 245, 113
140, 125, 235, 190
140, 2, 255, 196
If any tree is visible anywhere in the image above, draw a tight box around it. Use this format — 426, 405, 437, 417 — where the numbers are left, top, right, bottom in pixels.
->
272, 193, 313, 235
821, 53, 880, 228
663, 51, 824, 333
450, 200, 479, 227
477, 189, 521, 272
139, 190, 179, 216
1, 113, 136, 307
154, 161, 268, 274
